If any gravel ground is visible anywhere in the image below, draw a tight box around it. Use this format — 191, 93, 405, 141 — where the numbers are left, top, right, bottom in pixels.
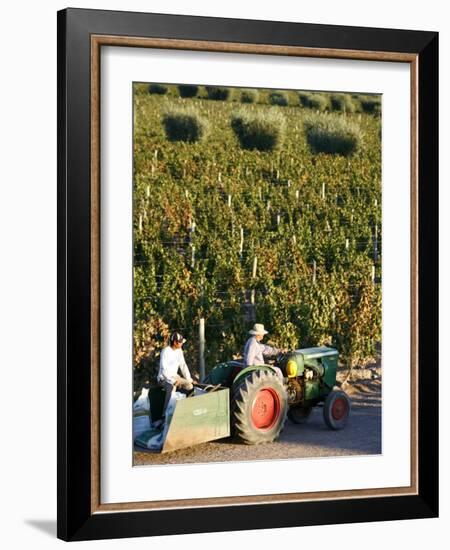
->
133, 379, 381, 466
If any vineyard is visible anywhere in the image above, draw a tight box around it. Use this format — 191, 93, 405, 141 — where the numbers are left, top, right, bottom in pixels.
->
133, 83, 382, 391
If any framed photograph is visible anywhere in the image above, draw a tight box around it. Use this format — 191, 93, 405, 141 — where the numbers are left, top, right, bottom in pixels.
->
57, 8, 438, 541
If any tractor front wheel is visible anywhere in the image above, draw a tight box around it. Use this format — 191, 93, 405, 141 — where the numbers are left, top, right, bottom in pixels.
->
231, 370, 288, 445
288, 405, 313, 424
323, 389, 351, 430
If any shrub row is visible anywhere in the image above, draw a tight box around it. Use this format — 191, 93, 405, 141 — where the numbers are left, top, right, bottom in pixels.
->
303, 113, 362, 156
359, 97, 382, 114
161, 107, 286, 151
231, 109, 286, 151
299, 92, 329, 112
299, 91, 381, 115
148, 83, 168, 95
161, 107, 362, 156
162, 108, 209, 143
330, 93, 356, 113
146, 84, 380, 118
178, 84, 199, 98
268, 91, 289, 106
240, 89, 259, 104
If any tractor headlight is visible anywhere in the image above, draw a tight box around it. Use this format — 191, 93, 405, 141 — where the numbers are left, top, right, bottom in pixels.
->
286, 359, 298, 378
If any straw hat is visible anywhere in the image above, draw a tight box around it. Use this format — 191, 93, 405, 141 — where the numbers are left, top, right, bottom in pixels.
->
249, 323, 269, 335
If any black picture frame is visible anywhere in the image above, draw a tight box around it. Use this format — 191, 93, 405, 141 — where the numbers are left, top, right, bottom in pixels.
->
57, 7, 438, 542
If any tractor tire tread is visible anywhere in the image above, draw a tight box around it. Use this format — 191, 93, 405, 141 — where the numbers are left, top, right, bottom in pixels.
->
231, 370, 288, 445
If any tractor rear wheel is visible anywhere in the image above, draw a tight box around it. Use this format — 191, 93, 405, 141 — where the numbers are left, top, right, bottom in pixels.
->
231, 370, 288, 445
288, 405, 313, 424
323, 389, 351, 430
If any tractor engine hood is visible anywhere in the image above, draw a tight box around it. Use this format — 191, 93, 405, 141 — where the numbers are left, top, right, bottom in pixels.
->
282, 346, 338, 378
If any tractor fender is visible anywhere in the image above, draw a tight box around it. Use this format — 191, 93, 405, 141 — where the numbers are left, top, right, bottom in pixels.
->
231, 365, 280, 388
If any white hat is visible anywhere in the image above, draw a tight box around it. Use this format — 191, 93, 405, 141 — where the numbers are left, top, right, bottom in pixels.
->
249, 323, 269, 335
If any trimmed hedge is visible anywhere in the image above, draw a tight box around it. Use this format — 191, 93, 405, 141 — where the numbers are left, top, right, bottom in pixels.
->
148, 83, 168, 95
330, 93, 356, 113
205, 86, 231, 101
162, 108, 209, 142
240, 89, 259, 104
178, 84, 199, 98
231, 109, 286, 151
299, 92, 329, 111
360, 97, 382, 115
304, 114, 362, 156
268, 91, 288, 106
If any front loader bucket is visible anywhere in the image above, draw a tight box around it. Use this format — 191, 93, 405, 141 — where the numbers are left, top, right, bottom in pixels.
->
134, 386, 230, 453
162, 387, 230, 452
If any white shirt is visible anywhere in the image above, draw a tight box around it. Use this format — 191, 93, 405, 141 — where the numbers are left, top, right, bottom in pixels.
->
243, 336, 279, 367
157, 346, 192, 385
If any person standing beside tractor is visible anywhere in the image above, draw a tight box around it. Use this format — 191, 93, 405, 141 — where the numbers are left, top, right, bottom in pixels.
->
243, 324, 285, 379
156, 331, 194, 425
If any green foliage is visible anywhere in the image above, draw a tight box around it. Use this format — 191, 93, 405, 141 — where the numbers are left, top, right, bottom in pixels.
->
230, 109, 286, 151
148, 83, 168, 95
162, 108, 209, 142
299, 92, 329, 111
205, 86, 231, 100
298, 92, 309, 106
330, 93, 356, 113
134, 83, 151, 95
304, 113, 362, 156
268, 91, 288, 106
178, 84, 199, 98
359, 96, 382, 115
133, 317, 170, 392
240, 89, 259, 104
133, 83, 381, 388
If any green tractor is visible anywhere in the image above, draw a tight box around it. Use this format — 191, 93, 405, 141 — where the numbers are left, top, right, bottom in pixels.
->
134, 345, 351, 452
204, 346, 351, 445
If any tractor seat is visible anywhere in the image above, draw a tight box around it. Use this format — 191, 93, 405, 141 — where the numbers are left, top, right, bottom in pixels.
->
227, 361, 244, 385
228, 360, 244, 367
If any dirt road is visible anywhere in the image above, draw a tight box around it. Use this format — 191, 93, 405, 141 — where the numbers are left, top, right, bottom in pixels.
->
133, 379, 381, 466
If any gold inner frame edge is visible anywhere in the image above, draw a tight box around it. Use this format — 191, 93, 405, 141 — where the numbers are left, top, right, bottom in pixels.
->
90, 34, 419, 514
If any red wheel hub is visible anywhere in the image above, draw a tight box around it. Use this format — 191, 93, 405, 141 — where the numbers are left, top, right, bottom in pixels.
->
251, 388, 281, 430
331, 397, 348, 420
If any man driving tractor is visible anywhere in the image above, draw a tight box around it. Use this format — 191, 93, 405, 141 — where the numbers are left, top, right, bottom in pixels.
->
243, 323, 286, 379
